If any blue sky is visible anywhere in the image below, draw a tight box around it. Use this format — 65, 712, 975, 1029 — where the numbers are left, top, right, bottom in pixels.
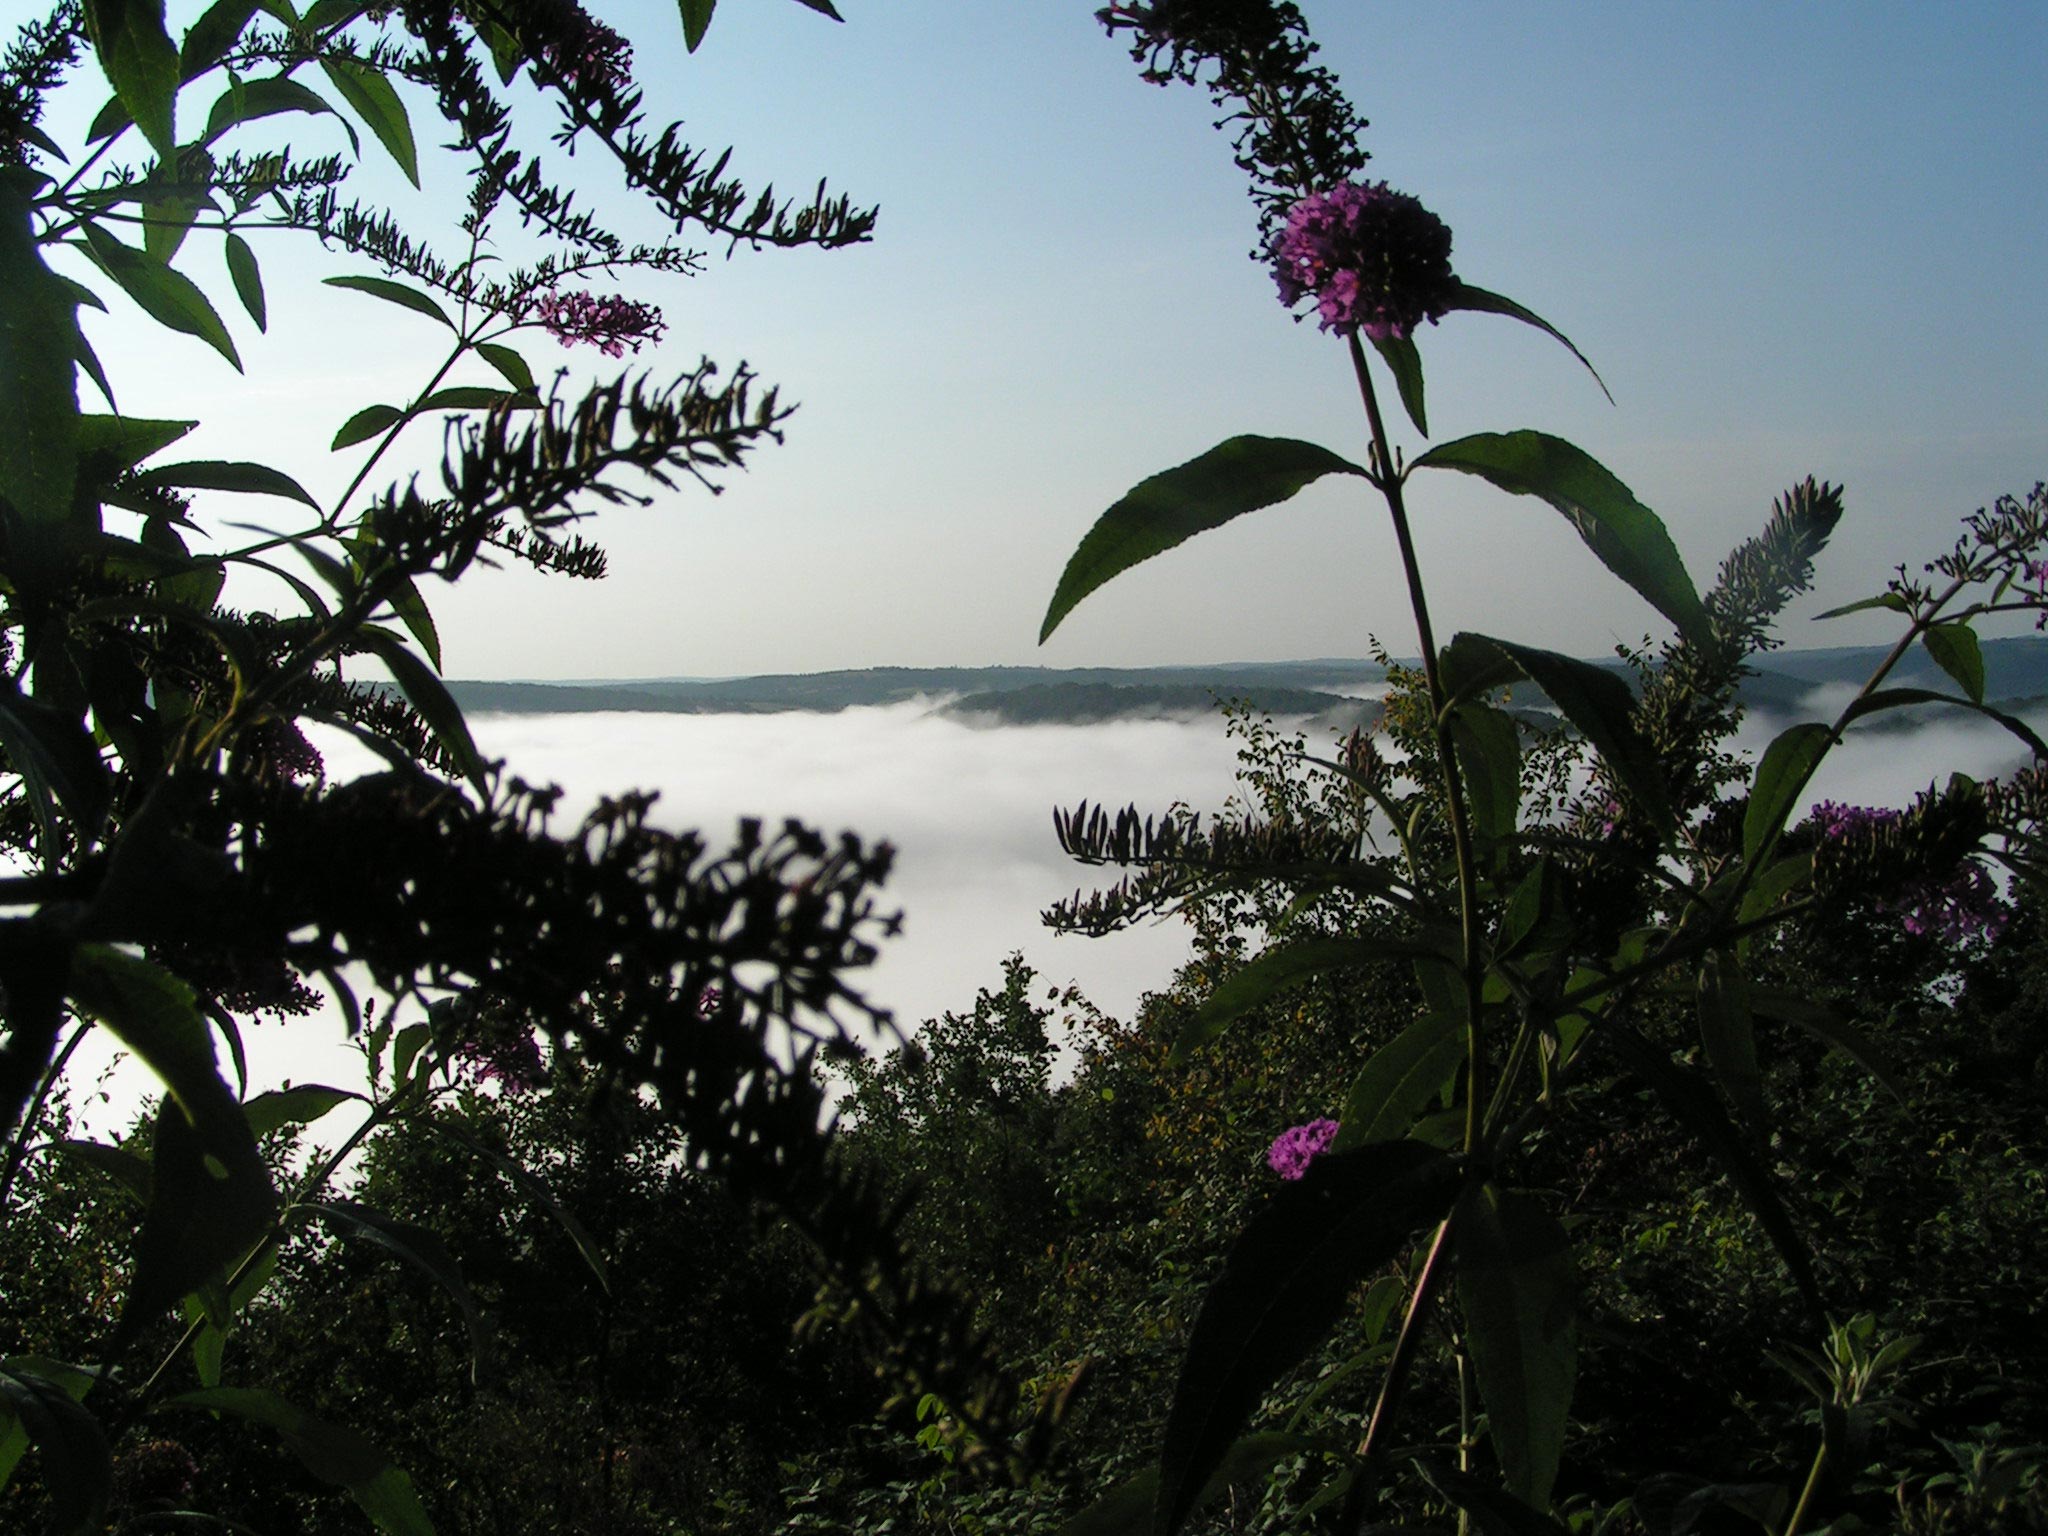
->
68, 1, 2048, 678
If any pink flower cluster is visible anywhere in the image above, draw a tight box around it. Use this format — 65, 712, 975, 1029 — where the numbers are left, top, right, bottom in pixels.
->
1807, 800, 2009, 945
540, 5, 632, 93
1271, 181, 1458, 340
533, 290, 666, 357
1268, 1117, 1340, 1180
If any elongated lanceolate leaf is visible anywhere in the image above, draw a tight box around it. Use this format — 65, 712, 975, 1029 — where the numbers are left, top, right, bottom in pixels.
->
0, 1365, 112, 1533
319, 58, 419, 185
1747, 986, 1906, 1104
1173, 935, 1439, 1063
77, 224, 241, 369
1455, 1184, 1577, 1514
0, 681, 112, 851
475, 342, 535, 392
433, 1120, 610, 1293
1743, 721, 1830, 864
181, 0, 263, 77
1846, 687, 2048, 760
300, 1201, 492, 1382
1601, 1024, 1820, 1315
324, 274, 450, 328
241, 1084, 359, 1140
84, 0, 181, 158
1370, 330, 1428, 436
1334, 1009, 1463, 1148
333, 403, 403, 450
1451, 633, 1674, 832
679, 0, 716, 49
169, 1388, 435, 1536
1041, 436, 1368, 643
357, 625, 487, 794
1412, 433, 1711, 649
1446, 283, 1612, 404
1696, 951, 1765, 1129
1446, 700, 1521, 843
205, 74, 356, 154
1060, 1432, 1324, 1536
1921, 623, 1985, 703
1155, 1141, 1459, 1536
0, 181, 81, 531
134, 459, 318, 507
223, 232, 265, 330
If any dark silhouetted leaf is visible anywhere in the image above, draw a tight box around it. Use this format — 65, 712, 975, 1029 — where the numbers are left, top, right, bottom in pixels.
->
1371, 330, 1427, 435
1334, 1010, 1463, 1148
300, 1201, 491, 1382
1042, 436, 1368, 643
356, 625, 486, 794
76, 224, 240, 369
0, 181, 82, 530
0, 1364, 112, 1534
1743, 721, 1830, 863
83, 0, 181, 157
1445, 283, 1611, 403
324, 274, 449, 328
223, 231, 265, 330
679, 0, 716, 50
1921, 623, 1985, 704
1456, 1184, 1577, 1512
133, 459, 318, 507
1412, 433, 1709, 648
319, 58, 418, 186
1156, 1141, 1459, 1535
1446, 700, 1521, 842
332, 403, 402, 450
1174, 936, 1441, 1063
169, 1387, 434, 1536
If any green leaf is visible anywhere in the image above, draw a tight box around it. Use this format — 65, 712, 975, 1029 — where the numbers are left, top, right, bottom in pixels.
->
1173, 936, 1439, 1063
1370, 330, 1428, 436
474, 341, 535, 392
1743, 721, 1831, 864
1411, 432, 1711, 649
76, 224, 241, 369
1449, 633, 1675, 832
168, 1388, 435, 1536
48, 1139, 153, 1204
1748, 987, 1906, 1105
77, 412, 197, 472
300, 1201, 491, 1383
1922, 622, 1985, 704
0, 180, 82, 530
205, 73, 355, 153
417, 386, 522, 410
1333, 1010, 1463, 1148
1059, 1433, 1325, 1536
1041, 435, 1368, 643
0, 1365, 112, 1533
1845, 686, 2048, 760
1455, 1183, 1577, 1514
1155, 1141, 1459, 1536
433, 1121, 609, 1292
323, 273, 449, 327
1446, 700, 1521, 843
356, 624, 487, 794
1601, 1024, 1820, 1315
319, 57, 418, 186
223, 231, 266, 330
83, 0, 181, 158
68, 946, 277, 1338
1417, 1461, 1576, 1536
0, 681, 113, 851
133, 459, 318, 507
1696, 950, 1765, 1129
1446, 282, 1612, 404
384, 573, 442, 671
332, 403, 402, 450
1812, 590, 1910, 621
240, 1084, 358, 1139
679, 0, 716, 50
788, 0, 843, 17
181, 0, 263, 76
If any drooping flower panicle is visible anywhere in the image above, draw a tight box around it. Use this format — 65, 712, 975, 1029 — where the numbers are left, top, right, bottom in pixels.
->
1268, 1117, 1340, 1180
1271, 180, 1458, 340
533, 290, 667, 357
1807, 800, 2010, 945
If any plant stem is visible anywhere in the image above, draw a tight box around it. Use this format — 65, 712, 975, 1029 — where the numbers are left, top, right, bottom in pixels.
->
1781, 1439, 1828, 1536
1339, 1212, 1458, 1532
1343, 332, 1487, 1156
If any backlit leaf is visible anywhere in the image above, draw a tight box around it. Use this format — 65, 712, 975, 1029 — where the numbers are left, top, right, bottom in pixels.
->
1042, 436, 1368, 643
0, 180, 81, 529
1412, 432, 1710, 649
76, 223, 241, 369
1370, 329, 1428, 436
83, 0, 181, 158
332, 403, 402, 450
224, 231, 265, 329
1155, 1141, 1459, 1535
679, 0, 716, 50
1743, 721, 1830, 864
1446, 282, 1611, 403
1456, 1183, 1577, 1513
1922, 622, 1985, 704
324, 274, 450, 328
320, 57, 419, 185
1333, 1009, 1463, 1148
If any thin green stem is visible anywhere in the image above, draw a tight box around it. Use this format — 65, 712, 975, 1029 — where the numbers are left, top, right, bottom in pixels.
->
1780, 1439, 1828, 1536
1339, 1213, 1458, 1532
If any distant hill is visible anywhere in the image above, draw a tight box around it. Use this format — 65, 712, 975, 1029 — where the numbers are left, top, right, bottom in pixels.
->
445, 636, 2048, 727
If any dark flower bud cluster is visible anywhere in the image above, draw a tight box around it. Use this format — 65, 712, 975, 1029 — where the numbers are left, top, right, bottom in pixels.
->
1270, 180, 1459, 340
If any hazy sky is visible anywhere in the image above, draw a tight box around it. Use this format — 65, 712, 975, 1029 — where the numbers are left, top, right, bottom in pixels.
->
65, 1, 2048, 679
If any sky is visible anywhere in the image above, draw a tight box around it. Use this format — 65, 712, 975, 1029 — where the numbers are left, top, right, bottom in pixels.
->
56, 0, 2048, 680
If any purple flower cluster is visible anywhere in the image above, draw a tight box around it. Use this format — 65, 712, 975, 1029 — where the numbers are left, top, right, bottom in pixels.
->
449, 1023, 547, 1093
1270, 181, 1459, 340
1807, 800, 2009, 945
533, 290, 666, 357
1268, 1117, 1340, 1180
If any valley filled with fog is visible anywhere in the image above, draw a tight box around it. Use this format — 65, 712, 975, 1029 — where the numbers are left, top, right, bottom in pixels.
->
61, 684, 2045, 1134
